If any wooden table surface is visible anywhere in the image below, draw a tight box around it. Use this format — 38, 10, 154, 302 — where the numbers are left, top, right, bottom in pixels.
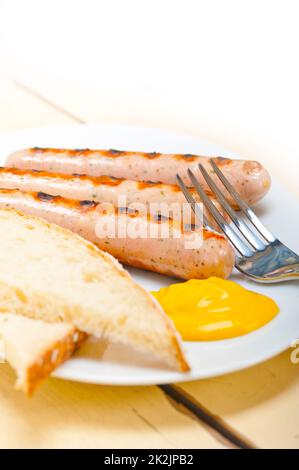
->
0, 77, 298, 450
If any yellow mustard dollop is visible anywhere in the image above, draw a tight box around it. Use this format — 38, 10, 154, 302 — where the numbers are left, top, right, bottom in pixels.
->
152, 277, 279, 341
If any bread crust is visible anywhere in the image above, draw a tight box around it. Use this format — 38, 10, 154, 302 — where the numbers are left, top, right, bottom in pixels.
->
22, 328, 87, 396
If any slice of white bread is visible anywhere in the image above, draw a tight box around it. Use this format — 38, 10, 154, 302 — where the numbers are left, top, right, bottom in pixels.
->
0, 313, 87, 395
0, 209, 189, 372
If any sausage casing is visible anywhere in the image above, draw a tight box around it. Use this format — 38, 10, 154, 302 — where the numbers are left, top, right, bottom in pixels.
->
6, 148, 271, 206
0, 167, 228, 228
0, 189, 235, 280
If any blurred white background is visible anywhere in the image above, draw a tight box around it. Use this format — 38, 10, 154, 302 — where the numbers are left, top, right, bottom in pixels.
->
0, 0, 298, 193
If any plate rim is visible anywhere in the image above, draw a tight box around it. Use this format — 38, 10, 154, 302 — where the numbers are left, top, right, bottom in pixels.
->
0, 122, 298, 385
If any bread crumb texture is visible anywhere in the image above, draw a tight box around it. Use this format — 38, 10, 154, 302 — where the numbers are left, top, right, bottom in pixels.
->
0, 209, 189, 372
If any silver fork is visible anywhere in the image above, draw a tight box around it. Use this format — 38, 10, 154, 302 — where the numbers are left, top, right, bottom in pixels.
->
176, 160, 299, 283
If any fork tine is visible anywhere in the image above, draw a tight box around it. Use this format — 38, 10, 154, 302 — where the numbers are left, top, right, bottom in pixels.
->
176, 174, 210, 227
210, 159, 276, 243
187, 169, 254, 257
198, 163, 266, 251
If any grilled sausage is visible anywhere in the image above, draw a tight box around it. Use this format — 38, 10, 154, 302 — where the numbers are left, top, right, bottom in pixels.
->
0, 189, 235, 279
6, 148, 271, 207
0, 167, 227, 228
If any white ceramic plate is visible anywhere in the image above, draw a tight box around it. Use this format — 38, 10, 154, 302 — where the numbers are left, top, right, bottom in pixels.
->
0, 124, 298, 385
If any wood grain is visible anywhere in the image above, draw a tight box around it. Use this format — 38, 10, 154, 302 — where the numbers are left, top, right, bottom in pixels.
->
0, 79, 74, 131
0, 364, 228, 449
177, 350, 299, 449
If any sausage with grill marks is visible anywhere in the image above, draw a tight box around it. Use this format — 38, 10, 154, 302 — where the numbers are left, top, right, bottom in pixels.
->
0, 167, 227, 228
0, 188, 235, 280
6, 148, 271, 207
